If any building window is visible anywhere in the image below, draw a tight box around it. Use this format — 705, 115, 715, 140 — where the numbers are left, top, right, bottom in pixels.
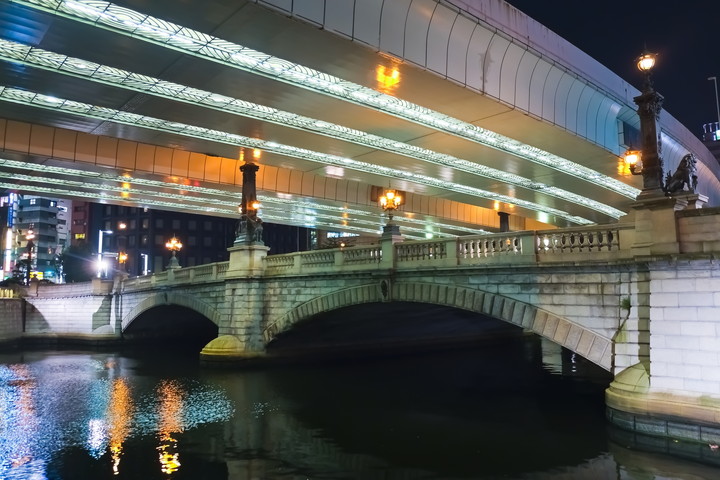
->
188, 220, 197, 230
128, 235, 136, 247
74, 206, 84, 212
74, 233, 85, 240
155, 234, 165, 246
203, 236, 213, 247
104, 205, 112, 215
172, 219, 181, 230
129, 219, 137, 230
104, 221, 111, 231
29, 198, 36, 205
187, 236, 197, 246
155, 218, 164, 229
141, 235, 148, 246
203, 221, 213, 231
141, 218, 149, 230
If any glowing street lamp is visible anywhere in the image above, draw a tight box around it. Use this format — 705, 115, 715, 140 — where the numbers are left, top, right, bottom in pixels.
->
165, 236, 182, 269
379, 189, 403, 239
24, 229, 35, 285
379, 189, 402, 223
629, 50, 665, 198
97, 229, 113, 278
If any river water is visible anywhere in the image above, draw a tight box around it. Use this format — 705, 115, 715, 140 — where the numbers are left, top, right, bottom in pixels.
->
1, 335, 720, 479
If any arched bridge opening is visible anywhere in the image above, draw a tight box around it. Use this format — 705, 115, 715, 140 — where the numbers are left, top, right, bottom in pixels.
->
123, 305, 218, 352
263, 283, 614, 372
266, 301, 523, 361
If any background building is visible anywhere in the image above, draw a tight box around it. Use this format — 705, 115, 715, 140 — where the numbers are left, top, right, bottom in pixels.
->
90, 204, 313, 277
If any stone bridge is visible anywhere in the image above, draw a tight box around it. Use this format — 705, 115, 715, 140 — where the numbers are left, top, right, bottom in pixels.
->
4, 198, 720, 442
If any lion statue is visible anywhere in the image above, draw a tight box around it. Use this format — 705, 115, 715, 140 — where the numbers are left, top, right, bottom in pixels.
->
664, 153, 698, 194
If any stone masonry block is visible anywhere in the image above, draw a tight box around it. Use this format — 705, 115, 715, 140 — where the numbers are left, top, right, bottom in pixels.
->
521, 305, 536, 328
684, 379, 720, 395
542, 315, 559, 338
678, 293, 715, 308
651, 376, 685, 392
663, 308, 698, 322
473, 291, 485, 313
491, 296, 505, 319
660, 279, 698, 293
680, 322, 716, 337
563, 325, 582, 349
683, 351, 719, 366
588, 337, 610, 363
510, 303, 525, 326
652, 321, 681, 335
436, 284, 448, 305
575, 330, 594, 356
454, 288, 465, 308
501, 299, 515, 322
553, 321, 570, 345
482, 294, 494, 315
532, 310, 548, 334
461, 289, 474, 310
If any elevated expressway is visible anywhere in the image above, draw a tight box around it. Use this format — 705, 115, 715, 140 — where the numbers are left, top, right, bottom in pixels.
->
0, 0, 718, 239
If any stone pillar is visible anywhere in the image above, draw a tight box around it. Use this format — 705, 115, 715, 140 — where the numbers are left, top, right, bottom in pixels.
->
498, 211, 510, 232
200, 278, 267, 363
379, 223, 402, 270
225, 244, 270, 278
627, 196, 682, 256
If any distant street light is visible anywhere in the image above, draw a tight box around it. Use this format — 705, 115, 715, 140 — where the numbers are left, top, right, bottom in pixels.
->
709, 76, 720, 135
165, 236, 183, 270
140, 253, 150, 276
97, 229, 113, 278
24, 229, 35, 285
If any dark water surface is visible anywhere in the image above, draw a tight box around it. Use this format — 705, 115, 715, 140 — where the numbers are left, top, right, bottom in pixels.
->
1, 336, 720, 479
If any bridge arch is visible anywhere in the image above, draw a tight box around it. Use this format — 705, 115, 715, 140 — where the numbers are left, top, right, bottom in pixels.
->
263, 281, 611, 371
121, 291, 221, 332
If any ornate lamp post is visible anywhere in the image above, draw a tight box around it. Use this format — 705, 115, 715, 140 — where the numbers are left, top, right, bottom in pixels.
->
234, 149, 264, 245
624, 51, 666, 199
165, 236, 182, 269
24, 229, 35, 285
379, 189, 402, 237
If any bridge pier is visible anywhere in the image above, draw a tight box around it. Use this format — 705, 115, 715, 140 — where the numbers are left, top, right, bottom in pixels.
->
200, 244, 270, 364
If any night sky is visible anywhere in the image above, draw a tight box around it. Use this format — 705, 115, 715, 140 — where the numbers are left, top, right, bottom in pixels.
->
504, 0, 720, 139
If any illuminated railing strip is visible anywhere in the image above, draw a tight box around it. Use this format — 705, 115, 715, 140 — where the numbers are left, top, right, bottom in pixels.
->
0, 158, 478, 237
0, 39, 625, 219
11, 0, 640, 200
0, 87, 594, 225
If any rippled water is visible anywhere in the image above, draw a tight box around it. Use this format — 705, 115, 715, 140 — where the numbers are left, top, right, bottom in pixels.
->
1, 336, 719, 479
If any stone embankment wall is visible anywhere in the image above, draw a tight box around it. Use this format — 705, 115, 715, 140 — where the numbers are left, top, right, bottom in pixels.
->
0, 299, 23, 343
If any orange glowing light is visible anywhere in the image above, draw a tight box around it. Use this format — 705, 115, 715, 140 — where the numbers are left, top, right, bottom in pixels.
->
107, 378, 133, 476
379, 189, 402, 211
252, 148, 262, 160
157, 380, 184, 475
165, 236, 183, 252
376, 65, 400, 93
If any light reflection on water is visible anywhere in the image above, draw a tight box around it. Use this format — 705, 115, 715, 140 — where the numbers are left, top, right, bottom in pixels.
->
0, 340, 718, 479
